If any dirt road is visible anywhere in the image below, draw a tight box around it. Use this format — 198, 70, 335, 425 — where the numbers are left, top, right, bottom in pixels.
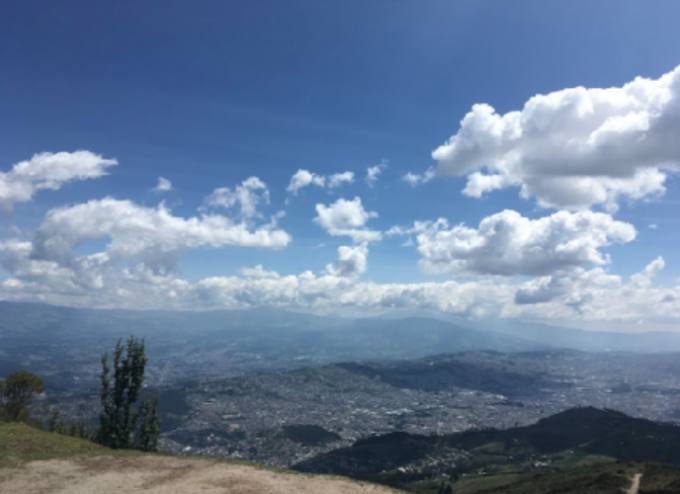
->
625, 472, 642, 494
0, 455, 399, 494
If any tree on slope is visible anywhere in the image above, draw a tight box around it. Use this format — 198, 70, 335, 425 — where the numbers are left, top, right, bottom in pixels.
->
97, 336, 159, 450
437, 482, 453, 494
0, 370, 44, 422
136, 396, 160, 451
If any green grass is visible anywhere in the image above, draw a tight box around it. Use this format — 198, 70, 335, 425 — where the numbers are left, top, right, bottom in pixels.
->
637, 463, 680, 493
552, 453, 615, 469
466, 462, 638, 494
403, 458, 643, 494
470, 441, 507, 455
450, 472, 525, 494
0, 421, 137, 468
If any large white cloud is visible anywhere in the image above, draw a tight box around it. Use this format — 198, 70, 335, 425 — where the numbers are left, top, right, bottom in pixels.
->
0, 192, 292, 307
433, 65, 680, 210
0, 151, 117, 210
314, 197, 381, 243
32, 197, 290, 266
397, 209, 635, 276
514, 267, 618, 307
513, 257, 675, 321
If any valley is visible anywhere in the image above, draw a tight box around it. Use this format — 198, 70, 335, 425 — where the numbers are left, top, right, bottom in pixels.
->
5, 303, 680, 492
24, 348, 680, 467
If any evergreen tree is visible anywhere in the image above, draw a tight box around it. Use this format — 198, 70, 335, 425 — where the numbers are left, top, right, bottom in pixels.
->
136, 396, 160, 451
76, 422, 88, 439
97, 336, 149, 449
47, 409, 63, 432
437, 482, 453, 494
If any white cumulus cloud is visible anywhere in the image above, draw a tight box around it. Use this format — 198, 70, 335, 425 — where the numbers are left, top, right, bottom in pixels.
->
433, 65, 680, 210
0, 151, 117, 211
403, 209, 635, 276
325, 244, 368, 277
314, 197, 381, 243
630, 256, 665, 288
287, 169, 326, 194
32, 197, 290, 266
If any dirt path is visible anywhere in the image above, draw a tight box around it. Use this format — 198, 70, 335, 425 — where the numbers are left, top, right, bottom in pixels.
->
0, 455, 400, 494
625, 472, 642, 494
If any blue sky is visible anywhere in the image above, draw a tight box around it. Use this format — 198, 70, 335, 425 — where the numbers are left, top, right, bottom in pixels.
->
2, 1, 680, 329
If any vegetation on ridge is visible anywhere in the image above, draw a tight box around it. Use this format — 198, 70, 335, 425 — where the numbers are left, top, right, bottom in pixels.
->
0, 336, 160, 453
96, 336, 160, 451
0, 421, 132, 469
295, 407, 680, 493
0, 370, 43, 422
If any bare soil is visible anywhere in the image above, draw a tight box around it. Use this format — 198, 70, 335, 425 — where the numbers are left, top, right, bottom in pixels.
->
625, 472, 642, 494
0, 454, 399, 494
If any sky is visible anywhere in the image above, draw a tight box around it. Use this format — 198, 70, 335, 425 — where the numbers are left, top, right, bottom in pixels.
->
2, 1, 680, 330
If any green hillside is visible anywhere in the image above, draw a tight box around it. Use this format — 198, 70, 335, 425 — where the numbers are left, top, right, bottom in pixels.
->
295, 407, 680, 493
0, 422, 135, 468
453, 461, 680, 494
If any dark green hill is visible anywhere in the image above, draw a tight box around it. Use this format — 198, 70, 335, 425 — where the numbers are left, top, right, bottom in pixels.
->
294, 407, 680, 492
511, 407, 680, 460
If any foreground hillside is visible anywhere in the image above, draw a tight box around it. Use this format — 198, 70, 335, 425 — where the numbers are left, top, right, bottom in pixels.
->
0, 423, 399, 494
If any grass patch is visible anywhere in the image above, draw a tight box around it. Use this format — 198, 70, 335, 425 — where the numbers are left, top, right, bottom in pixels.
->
553, 453, 615, 469
477, 462, 637, 494
0, 421, 136, 468
638, 463, 680, 493
452, 472, 525, 494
